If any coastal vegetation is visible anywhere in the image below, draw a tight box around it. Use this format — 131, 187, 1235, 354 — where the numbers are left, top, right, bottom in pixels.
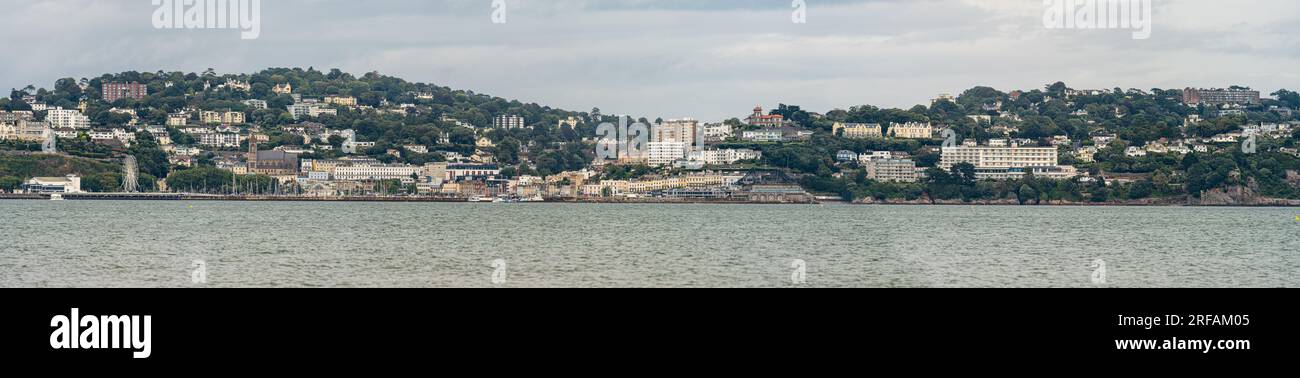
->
3, 68, 1300, 204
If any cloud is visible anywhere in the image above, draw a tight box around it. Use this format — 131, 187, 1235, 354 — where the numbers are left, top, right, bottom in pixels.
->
2, 0, 1298, 121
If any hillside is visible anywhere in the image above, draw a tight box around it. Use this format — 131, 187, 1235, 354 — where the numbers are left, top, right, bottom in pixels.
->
3, 69, 1300, 202
0, 153, 130, 192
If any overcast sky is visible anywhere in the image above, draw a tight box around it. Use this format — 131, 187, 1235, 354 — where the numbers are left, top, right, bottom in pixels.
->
3, 0, 1298, 121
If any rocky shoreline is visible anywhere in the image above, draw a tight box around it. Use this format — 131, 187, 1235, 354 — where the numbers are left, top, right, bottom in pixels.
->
853, 185, 1300, 207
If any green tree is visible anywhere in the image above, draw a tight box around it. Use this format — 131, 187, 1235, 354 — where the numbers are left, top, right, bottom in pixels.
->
0, 176, 21, 192
1017, 184, 1038, 205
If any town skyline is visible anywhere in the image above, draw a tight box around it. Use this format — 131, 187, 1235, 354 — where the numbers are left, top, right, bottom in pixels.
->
3, 0, 1299, 121
5, 65, 1298, 208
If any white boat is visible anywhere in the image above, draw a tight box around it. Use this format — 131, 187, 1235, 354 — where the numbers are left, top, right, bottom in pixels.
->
525, 195, 545, 202
467, 196, 483, 202
49, 193, 65, 201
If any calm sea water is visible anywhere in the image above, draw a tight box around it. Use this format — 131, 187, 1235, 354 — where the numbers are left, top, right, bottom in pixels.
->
1, 200, 1297, 287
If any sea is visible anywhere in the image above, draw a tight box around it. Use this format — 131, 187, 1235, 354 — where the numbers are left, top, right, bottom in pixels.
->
2, 200, 1296, 287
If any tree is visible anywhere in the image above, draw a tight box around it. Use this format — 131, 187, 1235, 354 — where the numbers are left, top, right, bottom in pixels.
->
952, 162, 977, 185
1017, 184, 1038, 205
0, 176, 20, 192
1273, 89, 1300, 109
496, 138, 521, 165
1128, 180, 1154, 200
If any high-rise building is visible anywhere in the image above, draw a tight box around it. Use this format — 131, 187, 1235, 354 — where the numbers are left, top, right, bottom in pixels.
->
493, 115, 526, 129
1182, 88, 1261, 106
45, 108, 90, 129
940, 143, 1077, 180
652, 118, 699, 147
646, 141, 687, 166
865, 159, 919, 183
940, 145, 1058, 171
102, 82, 148, 102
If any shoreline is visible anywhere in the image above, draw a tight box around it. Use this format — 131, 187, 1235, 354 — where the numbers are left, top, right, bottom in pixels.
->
3, 193, 1299, 207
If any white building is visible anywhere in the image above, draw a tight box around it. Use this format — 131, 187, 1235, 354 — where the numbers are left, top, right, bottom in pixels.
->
940, 145, 1059, 171
647, 141, 687, 166
701, 123, 733, 143
858, 151, 893, 162
198, 133, 243, 148
287, 103, 338, 120
443, 163, 502, 180
22, 175, 83, 193
687, 148, 761, 165
940, 144, 1073, 180
46, 108, 90, 129
493, 115, 526, 129
333, 165, 425, 182
865, 159, 919, 183
653, 118, 699, 147
343, 141, 376, 154
243, 99, 268, 110
741, 128, 790, 143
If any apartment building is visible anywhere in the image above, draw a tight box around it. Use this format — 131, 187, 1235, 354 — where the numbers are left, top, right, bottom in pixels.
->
333, 164, 424, 182
888, 122, 935, 139
493, 115, 526, 129
201, 110, 245, 125
1182, 88, 1261, 105
102, 82, 147, 102
653, 118, 700, 147
864, 159, 919, 183
324, 95, 358, 107
940, 144, 1059, 171
940, 143, 1077, 180
833, 122, 883, 139
647, 141, 688, 166
45, 108, 90, 129
0, 119, 49, 141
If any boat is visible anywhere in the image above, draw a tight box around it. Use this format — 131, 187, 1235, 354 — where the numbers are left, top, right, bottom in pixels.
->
468, 196, 483, 202
49, 193, 65, 201
523, 195, 545, 203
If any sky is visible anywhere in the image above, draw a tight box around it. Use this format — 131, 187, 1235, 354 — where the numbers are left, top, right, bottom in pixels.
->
2, 0, 1299, 121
